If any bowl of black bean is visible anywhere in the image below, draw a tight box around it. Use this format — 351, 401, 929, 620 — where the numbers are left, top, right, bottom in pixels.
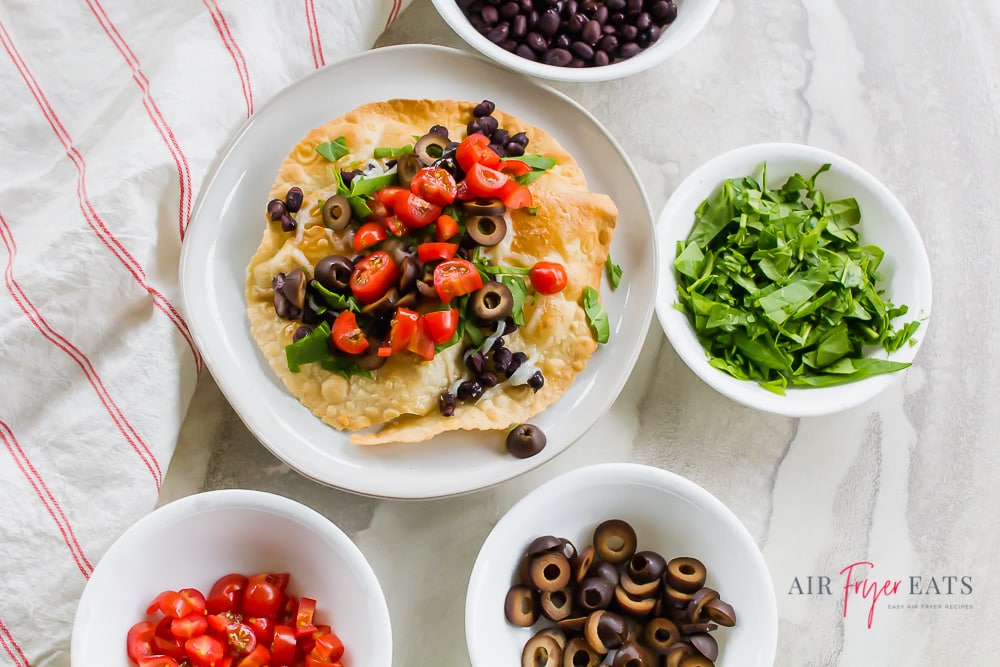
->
465, 463, 777, 667
432, 0, 719, 82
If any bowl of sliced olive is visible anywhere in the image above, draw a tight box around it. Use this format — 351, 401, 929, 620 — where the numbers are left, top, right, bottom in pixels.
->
465, 463, 776, 667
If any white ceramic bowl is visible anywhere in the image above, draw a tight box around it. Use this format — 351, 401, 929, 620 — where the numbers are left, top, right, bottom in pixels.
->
655, 143, 933, 417
72, 490, 391, 667
430, 0, 720, 82
466, 463, 776, 667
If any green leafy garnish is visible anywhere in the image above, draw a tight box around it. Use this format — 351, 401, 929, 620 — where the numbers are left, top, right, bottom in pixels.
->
504, 154, 557, 186
373, 144, 413, 159
582, 286, 610, 344
501, 274, 529, 326
605, 255, 623, 289
349, 172, 397, 197
316, 137, 349, 162
310, 281, 360, 313
284, 321, 371, 379
673, 163, 921, 393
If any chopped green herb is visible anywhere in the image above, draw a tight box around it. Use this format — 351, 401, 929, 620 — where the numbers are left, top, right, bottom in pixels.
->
310, 281, 360, 313
673, 163, 920, 393
373, 144, 414, 159
284, 320, 370, 379
316, 137, 349, 162
582, 285, 610, 344
350, 172, 397, 197
504, 153, 557, 186
502, 274, 528, 326
605, 255, 623, 289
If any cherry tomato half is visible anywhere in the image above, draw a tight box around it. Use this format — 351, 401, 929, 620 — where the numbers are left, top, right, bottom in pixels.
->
410, 166, 457, 206
295, 597, 318, 637
245, 616, 275, 646
464, 163, 511, 199
407, 315, 436, 361
349, 251, 399, 304
242, 578, 284, 619
456, 133, 500, 172
374, 185, 409, 210
225, 622, 258, 656
310, 630, 345, 662
424, 309, 459, 344
435, 214, 459, 242
206, 574, 247, 615
331, 311, 369, 355
147, 591, 195, 619
394, 192, 443, 229
235, 645, 271, 667
498, 159, 532, 177
137, 657, 179, 667
185, 634, 225, 667
269, 625, 297, 667
388, 307, 420, 354
417, 242, 459, 263
503, 184, 533, 210
127, 621, 157, 662
352, 222, 387, 253
529, 261, 568, 294
171, 612, 208, 641
433, 259, 484, 304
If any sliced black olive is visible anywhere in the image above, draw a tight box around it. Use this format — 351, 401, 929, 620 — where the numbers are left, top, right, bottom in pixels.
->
506, 423, 547, 458
558, 538, 577, 563
675, 655, 712, 667
613, 585, 656, 618
463, 197, 507, 217
360, 287, 399, 317
573, 545, 596, 584
541, 588, 574, 622
281, 268, 308, 309
536, 628, 567, 650
416, 279, 437, 299
704, 598, 736, 627
583, 610, 627, 653
612, 641, 656, 667
555, 616, 588, 636
414, 132, 450, 166
593, 519, 637, 564
438, 392, 456, 417
620, 570, 660, 598
664, 644, 696, 667
521, 632, 562, 667
562, 637, 601, 667
576, 577, 614, 613
321, 194, 351, 231
665, 557, 707, 594
527, 535, 565, 556
471, 281, 513, 321
398, 256, 420, 293
273, 290, 294, 319
530, 552, 571, 592
685, 588, 719, 623
504, 585, 539, 627
395, 291, 418, 310
395, 153, 422, 189
688, 633, 718, 662
466, 214, 508, 246
314, 255, 354, 293
627, 551, 667, 585
642, 617, 680, 654
589, 560, 619, 586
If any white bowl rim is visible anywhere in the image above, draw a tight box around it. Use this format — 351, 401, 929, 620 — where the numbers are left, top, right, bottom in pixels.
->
654, 141, 933, 417
71, 489, 392, 663
464, 462, 778, 665
430, 0, 722, 82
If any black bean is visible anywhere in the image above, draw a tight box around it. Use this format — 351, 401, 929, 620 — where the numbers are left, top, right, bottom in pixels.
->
526, 31, 547, 52
609, 11, 625, 25
598, 34, 619, 53
466, 350, 487, 374
285, 187, 303, 213
553, 33, 571, 50
480, 5, 499, 24
457, 379, 485, 401
625, 0, 642, 12
505, 141, 525, 157
618, 41, 641, 59
487, 22, 510, 43
494, 346, 513, 373
341, 168, 362, 186
570, 41, 594, 60
635, 11, 652, 31
646, 24, 662, 43
501, 38, 518, 52
528, 370, 545, 391
429, 124, 449, 137
503, 318, 519, 335
479, 371, 500, 387
293, 326, 312, 342
489, 143, 507, 157
509, 351, 528, 374
594, 5, 608, 24
619, 24, 638, 41
457, 0, 476, 7
566, 12, 586, 33
512, 13, 528, 37
500, 1, 520, 18
267, 199, 286, 221
467, 118, 487, 136
536, 9, 560, 36
515, 43, 538, 60
480, 115, 499, 134
518, 0, 531, 9
581, 0, 598, 15
491, 128, 510, 146
439, 392, 457, 416
635, 30, 651, 48
510, 131, 530, 146
581, 18, 602, 44
651, 0, 677, 22
280, 214, 296, 232
607, 0, 626, 10
603, 23, 617, 35
593, 49, 610, 66
563, 0, 578, 16
544, 47, 572, 65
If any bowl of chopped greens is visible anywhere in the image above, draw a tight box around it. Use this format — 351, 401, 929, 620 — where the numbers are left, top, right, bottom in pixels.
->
655, 143, 932, 416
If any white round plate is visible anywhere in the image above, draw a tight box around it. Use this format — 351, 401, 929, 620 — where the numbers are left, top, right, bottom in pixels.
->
180, 45, 656, 499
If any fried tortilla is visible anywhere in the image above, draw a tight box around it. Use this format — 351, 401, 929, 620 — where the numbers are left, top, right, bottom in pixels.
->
246, 99, 617, 445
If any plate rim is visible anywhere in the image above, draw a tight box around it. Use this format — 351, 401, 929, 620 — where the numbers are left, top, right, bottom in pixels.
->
179, 44, 658, 499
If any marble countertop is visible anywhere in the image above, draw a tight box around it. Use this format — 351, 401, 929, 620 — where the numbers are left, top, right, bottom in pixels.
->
161, 1, 1000, 664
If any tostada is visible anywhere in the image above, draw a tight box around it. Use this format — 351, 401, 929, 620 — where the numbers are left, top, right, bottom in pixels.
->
246, 99, 617, 445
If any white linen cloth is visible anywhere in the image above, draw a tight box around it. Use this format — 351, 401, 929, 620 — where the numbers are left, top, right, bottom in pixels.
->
0, 1, 409, 663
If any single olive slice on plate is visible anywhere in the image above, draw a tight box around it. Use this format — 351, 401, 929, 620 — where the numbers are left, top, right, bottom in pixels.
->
583, 609, 627, 654
613, 585, 656, 618
527, 535, 565, 556
573, 545, 596, 584
414, 132, 450, 165
627, 551, 667, 585
593, 519, 637, 564
466, 213, 507, 246
664, 644, 697, 667
620, 570, 660, 598
541, 588, 574, 622
704, 597, 737, 627
665, 557, 707, 594
504, 585, 539, 627
576, 577, 614, 613
471, 281, 514, 321
463, 197, 506, 217
678, 656, 714, 667
322, 194, 352, 231
612, 641, 657, 667
562, 637, 600, 667
395, 152, 422, 189
642, 617, 681, 654
521, 632, 562, 667
688, 633, 719, 662
530, 552, 571, 592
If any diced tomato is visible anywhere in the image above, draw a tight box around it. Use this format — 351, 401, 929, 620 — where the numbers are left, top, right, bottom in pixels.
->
375, 185, 409, 210
310, 631, 345, 662
464, 163, 511, 199
349, 251, 399, 304
433, 258, 484, 304
456, 133, 500, 172
185, 634, 225, 667
304, 657, 338, 667
297, 625, 331, 655
384, 214, 408, 236
206, 612, 239, 637
138, 657, 180, 667
278, 594, 299, 625
417, 242, 459, 263
503, 184, 533, 210
154, 618, 188, 660
331, 310, 369, 355
241, 577, 285, 619
269, 625, 297, 667
529, 261, 569, 294
454, 180, 475, 201
394, 192, 442, 228
245, 616, 275, 646
127, 621, 157, 662
424, 309, 459, 344
498, 159, 532, 177
352, 222, 387, 252
206, 574, 248, 615
410, 166, 457, 206
178, 588, 207, 616
389, 307, 420, 354
147, 591, 195, 619
435, 214, 459, 242
171, 612, 208, 641
377, 343, 392, 357
295, 597, 318, 637
235, 645, 271, 667
407, 316, 436, 361
225, 623, 258, 656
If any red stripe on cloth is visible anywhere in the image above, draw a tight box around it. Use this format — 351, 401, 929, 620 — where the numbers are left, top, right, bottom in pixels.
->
202, 0, 254, 117
0, 21, 203, 375
0, 421, 94, 579
386, 0, 403, 27
0, 617, 28, 667
84, 0, 194, 240
0, 214, 163, 488
304, 0, 325, 69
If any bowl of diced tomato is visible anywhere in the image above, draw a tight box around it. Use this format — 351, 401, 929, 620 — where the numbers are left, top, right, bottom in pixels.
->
71, 489, 391, 667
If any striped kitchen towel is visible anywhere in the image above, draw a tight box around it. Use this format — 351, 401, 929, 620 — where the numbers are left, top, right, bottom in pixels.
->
0, 0, 409, 664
